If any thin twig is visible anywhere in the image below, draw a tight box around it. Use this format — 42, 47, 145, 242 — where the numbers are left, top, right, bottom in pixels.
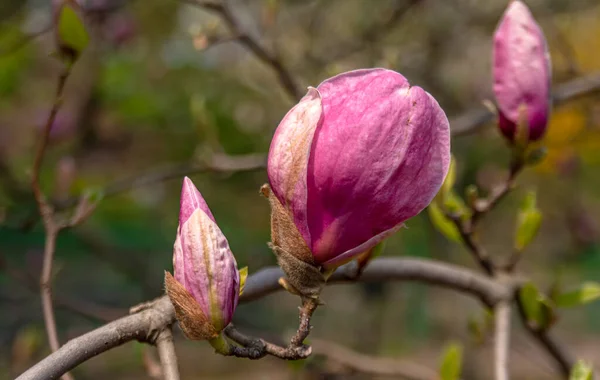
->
311, 338, 437, 380
155, 328, 180, 380
494, 301, 511, 380
182, 0, 302, 101
448, 156, 524, 275
515, 296, 574, 377
31, 65, 74, 380
53, 153, 266, 213
451, 71, 600, 136
0, 25, 52, 57
16, 257, 511, 380
307, 0, 422, 66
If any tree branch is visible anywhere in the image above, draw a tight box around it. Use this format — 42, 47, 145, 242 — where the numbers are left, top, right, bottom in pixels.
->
494, 301, 511, 380
515, 296, 574, 377
311, 338, 437, 380
155, 328, 180, 380
182, 0, 302, 101
450, 71, 600, 136
31, 64, 74, 380
16, 257, 511, 380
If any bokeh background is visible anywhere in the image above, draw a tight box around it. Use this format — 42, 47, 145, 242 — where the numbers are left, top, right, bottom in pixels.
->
1, 0, 600, 378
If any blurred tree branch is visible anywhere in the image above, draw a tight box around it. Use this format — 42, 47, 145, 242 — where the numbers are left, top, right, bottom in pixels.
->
30, 64, 76, 380
310, 338, 437, 380
306, 0, 422, 66
451, 71, 600, 136
16, 256, 513, 380
181, 0, 302, 101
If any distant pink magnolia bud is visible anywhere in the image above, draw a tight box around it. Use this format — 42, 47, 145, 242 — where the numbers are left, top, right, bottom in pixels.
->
103, 12, 136, 47
165, 177, 240, 340
493, 0, 551, 143
267, 68, 451, 270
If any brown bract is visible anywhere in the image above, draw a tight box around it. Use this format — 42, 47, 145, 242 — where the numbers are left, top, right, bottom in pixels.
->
164, 271, 218, 340
261, 184, 325, 299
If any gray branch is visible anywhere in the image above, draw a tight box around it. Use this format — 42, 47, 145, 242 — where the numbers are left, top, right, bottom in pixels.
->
16, 257, 509, 380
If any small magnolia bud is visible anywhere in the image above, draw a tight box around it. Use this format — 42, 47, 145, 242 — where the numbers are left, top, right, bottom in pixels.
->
165, 177, 241, 340
53, 0, 89, 62
493, 0, 551, 143
267, 68, 450, 273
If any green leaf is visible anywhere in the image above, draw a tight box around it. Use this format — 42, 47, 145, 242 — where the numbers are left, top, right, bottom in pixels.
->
525, 146, 548, 166
428, 202, 461, 243
238, 267, 248, 296
555, 282, 600, 308
519, 282, 542, 325
444, 191, 469, 216
514, 192, 542, 252
57, 4, 89, 57
439, 342, 463, 380
465, 184, 479, 208
570, 360, 594, 380
441, 155, 456, 197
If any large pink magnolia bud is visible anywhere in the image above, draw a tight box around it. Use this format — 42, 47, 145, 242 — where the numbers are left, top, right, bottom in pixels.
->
267, 68, 451, 272
165, 177, 241, 340
493, 0, 551, 143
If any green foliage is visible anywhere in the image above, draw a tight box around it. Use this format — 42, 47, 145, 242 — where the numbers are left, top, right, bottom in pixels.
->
238, 266, 248, 296
555, 282, 600, 308
525, 146, 548, 166
441, 156, 456, 197
428, 201, 461, 243
519, 282, 555, 329
0, 27, 31, 97
439, 342, 463, 380
570, 360, 594, 380
514, 191, 542, 252
57, 4, 89, 58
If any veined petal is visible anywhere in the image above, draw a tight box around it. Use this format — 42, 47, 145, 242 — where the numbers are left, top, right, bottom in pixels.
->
176, 208, 239, 329
180, 176, 215, 226
306, 69, 450, 264
267, 87, 323, 247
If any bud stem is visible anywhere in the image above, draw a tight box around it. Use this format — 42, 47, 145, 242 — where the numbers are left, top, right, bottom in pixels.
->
208, 333, 231, 355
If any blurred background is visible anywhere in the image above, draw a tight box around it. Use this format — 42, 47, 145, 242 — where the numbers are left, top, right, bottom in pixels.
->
1, 0, 600, 378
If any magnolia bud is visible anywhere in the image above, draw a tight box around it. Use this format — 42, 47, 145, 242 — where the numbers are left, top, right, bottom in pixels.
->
266, 68, 450, 294
165, 177, 241, 340
493, 0, 551, 143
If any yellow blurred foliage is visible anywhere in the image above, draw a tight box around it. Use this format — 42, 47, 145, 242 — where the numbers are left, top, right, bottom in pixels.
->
533, 3, 600, 174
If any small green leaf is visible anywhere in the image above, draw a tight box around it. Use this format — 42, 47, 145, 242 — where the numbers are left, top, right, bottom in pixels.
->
82, 187, 104, 203
465, 184, 479, 208
428, 202, 461, 243
441, 155, 456, 197
443, 191, 468, 216
519, 282, 542, 325
238, 267, 248, 296
570, 360, 594, 380
57, 4, 89, 57
555, 282, 600, 308
519, 282, 555, 329
467, 317, 483, 344
515, 192, 542, 252
525, 146, 548, 166
439, 342, 463, 380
